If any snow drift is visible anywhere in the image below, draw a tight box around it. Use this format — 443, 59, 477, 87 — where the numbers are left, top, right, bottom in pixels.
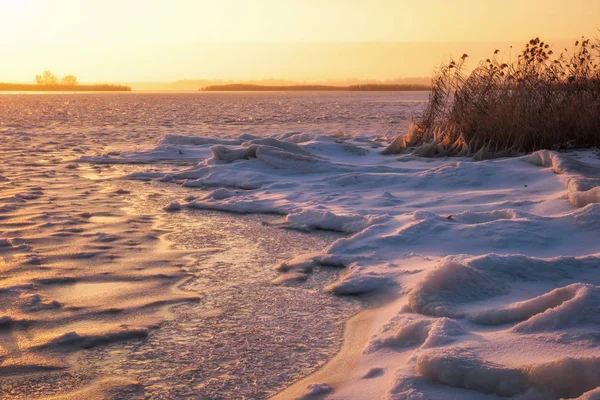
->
83, 132, 600, 399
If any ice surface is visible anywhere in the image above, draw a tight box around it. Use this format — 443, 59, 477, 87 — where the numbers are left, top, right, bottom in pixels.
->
5, 91, 598, 399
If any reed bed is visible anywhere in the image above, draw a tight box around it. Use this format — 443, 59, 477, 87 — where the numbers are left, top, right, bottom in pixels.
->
385, 37, 600, 159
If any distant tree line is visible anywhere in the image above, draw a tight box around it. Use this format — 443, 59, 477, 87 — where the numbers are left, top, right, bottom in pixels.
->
347, 83, 430, 91
0, 71, 131, 91
201, 83, 430, 91
35, 71, 79, 86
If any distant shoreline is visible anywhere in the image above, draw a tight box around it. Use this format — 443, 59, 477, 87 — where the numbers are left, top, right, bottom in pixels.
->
200, 84, 430, 92
0, 83, 131, 92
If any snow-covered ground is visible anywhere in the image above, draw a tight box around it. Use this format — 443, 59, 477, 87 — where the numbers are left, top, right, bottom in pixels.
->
87, 129, 600, 400
2, 92, 600, 399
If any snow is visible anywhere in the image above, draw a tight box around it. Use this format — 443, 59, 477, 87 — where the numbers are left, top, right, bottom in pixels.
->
408, 253, 600, 318
275, 209, 387, 233
407, 349, 600, 399
4, 92, 432, 399
524, 150, 600, 207
575, 388, 600, 400
511, 284, 600, 333
81, 129, 600, 399
158, 134, 245, 146
416, 349, 528, 397
301, 383, 334, 398
366, 316, 465, 353
163, 200, 181, 212
42, 328, 149, 349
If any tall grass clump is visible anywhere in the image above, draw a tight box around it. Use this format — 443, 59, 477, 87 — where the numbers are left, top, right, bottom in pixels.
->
385, 37, 600, 159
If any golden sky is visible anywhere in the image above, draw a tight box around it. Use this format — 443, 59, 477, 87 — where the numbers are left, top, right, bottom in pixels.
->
1, 0, 599, 82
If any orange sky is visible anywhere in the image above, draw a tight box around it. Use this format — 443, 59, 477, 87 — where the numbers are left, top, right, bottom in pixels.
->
0, 0, 599, 82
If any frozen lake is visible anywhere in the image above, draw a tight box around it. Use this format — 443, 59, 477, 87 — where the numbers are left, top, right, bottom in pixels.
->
0, 92, 426, 399
0, 91, 428, 138
2, 91, 599, 400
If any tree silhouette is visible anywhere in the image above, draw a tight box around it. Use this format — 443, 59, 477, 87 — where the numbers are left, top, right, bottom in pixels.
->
35, 71, 59, 86
60, 75, 78, 86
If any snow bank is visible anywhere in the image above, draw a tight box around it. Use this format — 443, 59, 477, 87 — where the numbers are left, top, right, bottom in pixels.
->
512, 284, 600, 333
366, 315, 464, 353
415, 349, 600, 399
300, 383, 333, 398
252, 145, 334, 172
409, 254, 600, 317
181, 166, 271, 189
574, 387, 600, 400
416, 349, 528, 397
188, 191, 292, 214
570, 187, 600, 208
408, 256, 508, 317
80, 134, 246, 164
276, 209, 387, 233
471, 283, 599, 327
210, 144, 258, 162
526, 356, 600, 398
244, 137, 321, 158
85, 133, 600, 399
325, 264, 395, 295
40, 328, 149, 350
524, 150, 600, 207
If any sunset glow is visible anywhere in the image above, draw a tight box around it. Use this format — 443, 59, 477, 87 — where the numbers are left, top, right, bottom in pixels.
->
1, 0, 599, 82
2, 1, 600, 399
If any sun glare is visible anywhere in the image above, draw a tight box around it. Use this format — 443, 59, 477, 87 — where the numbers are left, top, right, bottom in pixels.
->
0, 0, 33, 24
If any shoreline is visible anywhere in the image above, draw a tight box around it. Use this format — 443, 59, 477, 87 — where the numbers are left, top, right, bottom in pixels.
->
272, 289, 406, 400
272, 303, 381, 399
